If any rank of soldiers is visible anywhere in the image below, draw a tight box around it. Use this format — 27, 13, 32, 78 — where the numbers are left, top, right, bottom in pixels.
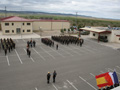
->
0, 38, 15, 55
51, 36, 84, 46
41, 38, 54, 47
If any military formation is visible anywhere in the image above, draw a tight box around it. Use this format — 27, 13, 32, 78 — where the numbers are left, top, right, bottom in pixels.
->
41, 38, 54, 47
0, 38, 15, 55
51, 36, 84, 47
26, 39, 36, 58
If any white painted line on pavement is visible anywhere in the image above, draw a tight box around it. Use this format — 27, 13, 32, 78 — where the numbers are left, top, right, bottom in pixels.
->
23, 48, 35, 62
116, 66, 120, 69
67, 80, 78, 90
35, 87, 38, 90
79, 76, 97, 90
32, 48, 46, 61
62, 45, 82, 55
108, 68, 120, 75
100, 71, 104, 73
59, 48, 74, 56
40, 47, 55, 59
49, 47, 65, 58
16, 39, 19, 42
6, 55, 10, 66
15, 49, 23, 64
22, 39, 26, 42
90, 73, 95, 77
52, 83, 58, 90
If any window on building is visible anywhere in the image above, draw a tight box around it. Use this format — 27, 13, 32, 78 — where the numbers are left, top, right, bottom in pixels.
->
23, 23, 24, 25
5, 23, 9, 26
27, 29, 31, 32
93, 33, 95, 36
12, 23, 14, 26
12, 30, 14, 33
5, 30, 9, 33
105, 36, 107, 39
27, 23, 31, 25
23, 30, 25, 32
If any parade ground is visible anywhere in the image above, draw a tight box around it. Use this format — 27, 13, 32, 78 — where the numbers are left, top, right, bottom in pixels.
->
0, 37, 120, 90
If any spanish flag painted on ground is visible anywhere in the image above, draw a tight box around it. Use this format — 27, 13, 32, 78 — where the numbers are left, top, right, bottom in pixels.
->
95, 72, 114, 87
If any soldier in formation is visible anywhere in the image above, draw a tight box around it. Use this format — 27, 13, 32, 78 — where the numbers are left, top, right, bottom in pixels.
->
51, 36, 84, 46
0, 38, 15, 55
41, 38, 54, 47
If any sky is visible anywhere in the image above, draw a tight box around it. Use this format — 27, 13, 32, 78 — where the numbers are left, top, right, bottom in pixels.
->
0, 0, 120, 19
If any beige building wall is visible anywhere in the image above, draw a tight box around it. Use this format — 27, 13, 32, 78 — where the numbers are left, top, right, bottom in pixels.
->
33, 21, 70, 31
1, 22, 33, 35
33, 22, 51, 30
116, 36, 120, 43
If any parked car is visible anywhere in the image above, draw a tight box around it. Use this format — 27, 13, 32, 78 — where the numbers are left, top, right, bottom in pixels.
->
81, 31, 90, 35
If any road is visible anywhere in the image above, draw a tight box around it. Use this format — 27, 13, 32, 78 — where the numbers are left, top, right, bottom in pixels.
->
0, 38, 120, 90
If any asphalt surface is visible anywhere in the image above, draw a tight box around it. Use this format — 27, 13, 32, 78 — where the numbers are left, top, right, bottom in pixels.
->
0, 38, 120, 90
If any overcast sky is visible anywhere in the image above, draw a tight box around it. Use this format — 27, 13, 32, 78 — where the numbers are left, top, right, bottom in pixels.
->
0, 0, 120, 19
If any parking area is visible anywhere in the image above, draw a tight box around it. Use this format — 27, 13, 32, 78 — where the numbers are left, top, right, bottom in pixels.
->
0, 38, 120, 90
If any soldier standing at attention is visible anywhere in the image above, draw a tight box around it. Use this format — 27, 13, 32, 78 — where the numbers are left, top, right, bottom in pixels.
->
56, 44, 58, 50
33, 40, 36, 47
47, 72, 51, 84
53, 70, 57, 83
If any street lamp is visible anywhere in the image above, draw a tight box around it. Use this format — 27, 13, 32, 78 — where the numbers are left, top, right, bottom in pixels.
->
39, 27, 42, 38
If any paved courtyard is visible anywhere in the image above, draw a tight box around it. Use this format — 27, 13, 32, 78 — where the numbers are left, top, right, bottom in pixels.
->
0, 37, 120, 90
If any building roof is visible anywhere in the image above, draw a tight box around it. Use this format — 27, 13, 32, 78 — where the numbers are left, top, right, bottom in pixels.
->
116, 35, 120, 37
0, 16, 33, 22
32, 19, 69, 22
0, 16, 69, 22
80, 27, 111, 34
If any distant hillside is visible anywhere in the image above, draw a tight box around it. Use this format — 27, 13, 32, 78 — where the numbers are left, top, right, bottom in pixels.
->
0, 10, 119, 21
1, 10, 120, 27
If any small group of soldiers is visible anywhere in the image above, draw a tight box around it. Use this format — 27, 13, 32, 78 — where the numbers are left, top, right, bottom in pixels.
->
98, 83, 119, 90
47, 70, 57, 84
51, 36, 84, 47
26, 39, 36, 58
41, 38, 54, 47
0, 38, 15, 55
27, 39, 36, 48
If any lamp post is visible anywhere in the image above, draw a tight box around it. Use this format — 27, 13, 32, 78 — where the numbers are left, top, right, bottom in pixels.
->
39, 27, 42, 38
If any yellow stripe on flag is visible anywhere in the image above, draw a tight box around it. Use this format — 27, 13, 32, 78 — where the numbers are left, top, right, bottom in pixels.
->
96, 77, 107, 85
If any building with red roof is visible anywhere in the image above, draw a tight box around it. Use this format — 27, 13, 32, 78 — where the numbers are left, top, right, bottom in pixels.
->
0, 16, 70, 35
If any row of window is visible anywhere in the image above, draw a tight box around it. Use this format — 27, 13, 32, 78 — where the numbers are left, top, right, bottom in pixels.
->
5, 30, 31, 33
5, 23, 31, 26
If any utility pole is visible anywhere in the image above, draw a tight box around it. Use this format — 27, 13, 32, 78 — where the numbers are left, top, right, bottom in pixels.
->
5, 6, 7, 17
76, 12, 81, 38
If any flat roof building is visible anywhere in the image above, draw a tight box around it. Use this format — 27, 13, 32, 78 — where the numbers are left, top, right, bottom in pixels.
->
80, 27, 120, 43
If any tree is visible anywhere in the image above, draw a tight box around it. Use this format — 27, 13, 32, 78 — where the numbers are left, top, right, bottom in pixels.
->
60, 29, 64, 35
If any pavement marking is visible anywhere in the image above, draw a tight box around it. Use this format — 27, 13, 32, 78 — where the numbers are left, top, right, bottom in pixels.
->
62, 45, 82, 55
100, 71, 105, 73
49, 47, 65, 58
52, 83, 58, 90
59, 48, 74, 56
40, 47, 55, 59
116, 66, 120, 69
108, 68, 120, 75
23, 48, 35, 62
15, 49, 23, 64
79, 76, 97, 90
6, 55, 10, 66
35, 87, 38, 90
90, 73, 95, 77
16, 39, 19, 42
66, 80, 78, 90
32, 48, 46, 61
22, 39, 26, 42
